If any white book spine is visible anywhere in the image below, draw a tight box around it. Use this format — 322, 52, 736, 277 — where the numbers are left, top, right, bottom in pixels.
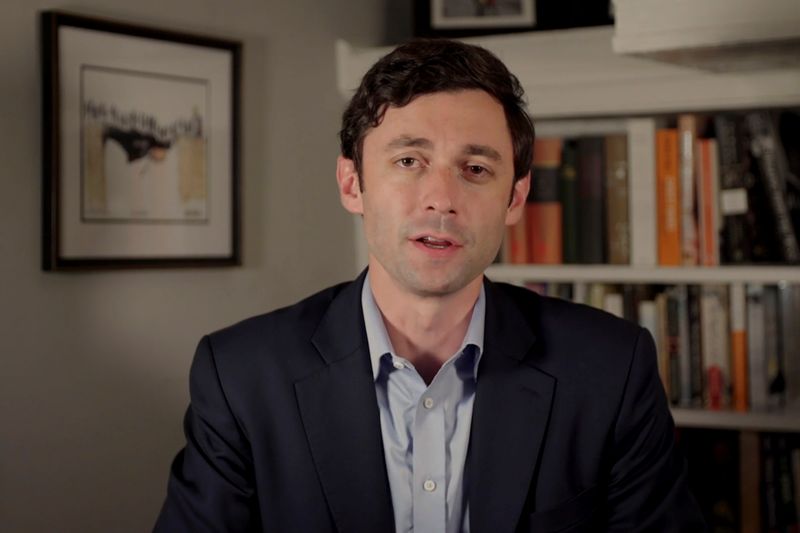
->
603, 293, 624, 318
627, 118, 658, 267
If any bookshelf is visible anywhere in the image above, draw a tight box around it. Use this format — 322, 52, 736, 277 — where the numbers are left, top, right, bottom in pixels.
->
335, 23, 800, 433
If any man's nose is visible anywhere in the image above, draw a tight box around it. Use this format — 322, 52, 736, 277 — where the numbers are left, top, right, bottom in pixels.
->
422, 165, 458, 215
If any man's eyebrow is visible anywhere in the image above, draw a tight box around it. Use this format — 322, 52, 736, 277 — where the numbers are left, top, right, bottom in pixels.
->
464, 144, 502, 162
385, 136, 434, 151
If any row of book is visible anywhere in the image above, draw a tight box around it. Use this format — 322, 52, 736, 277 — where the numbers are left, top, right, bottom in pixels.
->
503, 109, 800, 265
525, 281, 800, 412
679, 429, 800, 533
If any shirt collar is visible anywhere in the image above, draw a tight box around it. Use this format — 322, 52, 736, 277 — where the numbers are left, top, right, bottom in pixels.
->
361, 272, 485, 381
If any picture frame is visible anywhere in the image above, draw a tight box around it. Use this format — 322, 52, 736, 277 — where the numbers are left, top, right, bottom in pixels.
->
41, 11, 241, 270
414, 0, 537, 38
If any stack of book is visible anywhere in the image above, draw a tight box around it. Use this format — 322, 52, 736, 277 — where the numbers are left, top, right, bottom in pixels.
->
503, 109, 800, 266
525, 282, 800, 413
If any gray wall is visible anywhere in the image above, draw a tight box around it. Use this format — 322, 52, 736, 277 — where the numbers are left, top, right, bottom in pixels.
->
0, 1, 391, 531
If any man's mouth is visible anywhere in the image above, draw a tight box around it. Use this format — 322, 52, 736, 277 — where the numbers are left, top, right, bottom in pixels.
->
416, 236, 454, 249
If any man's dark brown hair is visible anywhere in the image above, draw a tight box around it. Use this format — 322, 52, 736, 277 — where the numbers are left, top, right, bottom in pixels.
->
339, 39, 535, 190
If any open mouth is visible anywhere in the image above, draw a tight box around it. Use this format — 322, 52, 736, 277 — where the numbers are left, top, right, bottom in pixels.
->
417, 236, 453, 249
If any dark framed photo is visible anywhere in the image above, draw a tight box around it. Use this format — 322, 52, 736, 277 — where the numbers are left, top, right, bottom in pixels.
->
414, 0, 614, 37
414, 0, 536, 38
41, 11, 241, 270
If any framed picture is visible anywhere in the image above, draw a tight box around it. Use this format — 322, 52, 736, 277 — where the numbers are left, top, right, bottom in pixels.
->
414, 0, 614, 37
414, 0, 536, 37
41, 11, 241, 270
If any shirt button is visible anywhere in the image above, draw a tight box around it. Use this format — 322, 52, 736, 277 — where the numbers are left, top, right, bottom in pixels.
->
423, 479, 436, 492
423, 397, 434, 409
392, 360, 404, 370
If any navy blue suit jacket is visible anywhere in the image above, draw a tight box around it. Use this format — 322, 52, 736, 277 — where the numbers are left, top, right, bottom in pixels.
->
155, 271, 705, 532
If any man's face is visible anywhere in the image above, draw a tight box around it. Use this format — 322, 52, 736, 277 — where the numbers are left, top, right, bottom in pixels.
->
337, 89, 529, 298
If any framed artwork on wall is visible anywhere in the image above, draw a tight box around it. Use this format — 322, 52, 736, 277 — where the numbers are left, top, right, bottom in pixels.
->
413, 0, 613, 38
41, 11, 241, 270
414, 0, 536, 37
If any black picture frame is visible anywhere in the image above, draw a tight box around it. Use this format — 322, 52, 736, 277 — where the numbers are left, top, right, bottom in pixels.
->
41, 11, 242, 270
413, 0, 613, 38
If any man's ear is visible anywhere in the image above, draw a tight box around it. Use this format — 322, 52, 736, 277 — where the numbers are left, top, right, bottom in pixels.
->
336, 155, 363, 215
505, 172, 530, 226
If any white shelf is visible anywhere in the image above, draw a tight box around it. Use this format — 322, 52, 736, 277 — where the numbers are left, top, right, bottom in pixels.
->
336, 27, 800, 120
672, 408, 800, 433
486, 264, 800, 285
613, 0, 800, 72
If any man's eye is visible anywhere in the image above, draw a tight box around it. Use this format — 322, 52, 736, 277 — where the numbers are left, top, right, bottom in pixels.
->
396, 157, 418, 168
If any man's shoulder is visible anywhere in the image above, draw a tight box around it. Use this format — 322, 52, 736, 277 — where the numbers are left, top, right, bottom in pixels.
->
205, 279, 354, 354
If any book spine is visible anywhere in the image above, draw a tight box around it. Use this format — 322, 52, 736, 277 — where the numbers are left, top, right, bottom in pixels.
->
560, 140, 580, 264
687, 285, 704, 407
627, 118, 657, 267
577, 137, 606, 264
678, 114, 699, 266
746, 112, 800, 262
655, 292, 671, 397
730, 282, 748, 412
779, 283, 800, 409
529, 138, 563, 264
697, 138, 721, 266
676, 285, 692, 407
713, 114, 752, 264
656, 129, 682, 266
666, 288, 682, 406
764, 286, 785, 409
747, 283, 768, 411
702, 284, 730, 409
739, 431, 762, 533
605, 134, 630, 264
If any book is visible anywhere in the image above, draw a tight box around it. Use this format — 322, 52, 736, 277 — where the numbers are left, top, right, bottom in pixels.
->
739, 431, 761, 533
655, 292, 671, 397
714, 114, 752, 264
701, 284, 730, 410
687, 285, 704, 407
528, 138, 563, 264
577, 137, 606, 263
778, 283, 800, 409
696, 138, 721, 266
764, 286, 786, 409
676, 285, 692, 408
745, 112, 800, 263
605, 134, 630, 264
627, 118, 658, 267
678, 114, 700, 266
666, 286, 683, 406
746, 283, 769, 411
656, 128, 682, 266
560, 140, 580, 264
729, 282, 748, 412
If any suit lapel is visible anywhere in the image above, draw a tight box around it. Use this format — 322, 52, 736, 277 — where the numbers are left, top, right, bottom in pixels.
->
469, 281, 555, 533
295, 271, 395, 533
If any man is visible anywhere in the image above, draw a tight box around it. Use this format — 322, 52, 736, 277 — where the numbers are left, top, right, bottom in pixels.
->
155, 39, 705, 532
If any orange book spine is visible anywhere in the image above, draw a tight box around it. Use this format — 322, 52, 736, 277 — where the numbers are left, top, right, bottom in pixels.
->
730, 283, 748, 412
528, 204, 563, 264
697, 139, 721, 266
529, 138, 563, 264
656, 129, 682, 266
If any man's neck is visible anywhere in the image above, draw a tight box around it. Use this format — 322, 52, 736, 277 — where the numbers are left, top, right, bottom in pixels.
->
368, 265, 482, 384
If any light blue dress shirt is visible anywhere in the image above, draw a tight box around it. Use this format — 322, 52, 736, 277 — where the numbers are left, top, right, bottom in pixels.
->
362, 274, 485, 533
